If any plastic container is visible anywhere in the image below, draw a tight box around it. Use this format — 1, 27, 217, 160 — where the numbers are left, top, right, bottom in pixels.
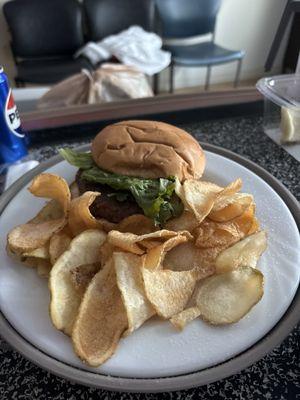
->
256, 74, 300, 144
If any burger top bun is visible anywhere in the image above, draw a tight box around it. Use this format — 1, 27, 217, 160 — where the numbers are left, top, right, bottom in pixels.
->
91, 120, 205, 181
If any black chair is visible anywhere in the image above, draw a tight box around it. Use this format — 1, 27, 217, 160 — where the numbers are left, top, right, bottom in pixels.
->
3, 0, 93, 86
83, 0, 155, 41
155, 0, 245, 92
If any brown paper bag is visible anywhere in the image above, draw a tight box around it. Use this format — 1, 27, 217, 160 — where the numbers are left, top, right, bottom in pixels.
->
37, 64, 153, 109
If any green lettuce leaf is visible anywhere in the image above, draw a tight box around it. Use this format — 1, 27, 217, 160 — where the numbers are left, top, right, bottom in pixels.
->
60, 148, 183, 225
59, 148, 94, 169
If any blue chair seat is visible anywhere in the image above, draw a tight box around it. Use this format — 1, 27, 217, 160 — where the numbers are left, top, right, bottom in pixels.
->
164, 42, 245, 66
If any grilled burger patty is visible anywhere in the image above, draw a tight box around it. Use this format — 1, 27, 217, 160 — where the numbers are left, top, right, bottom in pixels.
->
75, 170, 142, 223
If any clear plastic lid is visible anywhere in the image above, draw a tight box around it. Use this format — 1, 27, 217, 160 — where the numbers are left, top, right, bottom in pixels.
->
256, 74, 300, 109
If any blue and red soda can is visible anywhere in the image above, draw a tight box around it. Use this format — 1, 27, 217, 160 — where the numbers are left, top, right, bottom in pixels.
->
0, 66, 28, 164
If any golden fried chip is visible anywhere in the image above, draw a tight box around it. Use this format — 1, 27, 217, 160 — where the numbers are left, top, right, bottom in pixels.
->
70, 264, 100, 295
49, 232, 72, 265
114, 252, 155, 334
195, 204, 255, 250
248, 217, 260, 235
209, 193, 253, 222
7, 174, 71, 253
20, 244, 52, 275
36, 259, 52, 278
195, 266, 264, 324
72, 260, 127, 367
142, 268, 196, 319
195, 220, 241, 249
117, 214, 157, 235
177, 179, 243, 224
30, 200, 64, 223
18, 256, 39, 268
23, 245, 49, 259
170, 306, 201, 330
217, 178, 242, 198
178, 180, 221, 223
69, 191, 103, 235
8, 219, 67, 254
107, 229, 181, 255
143, 232, 192, 270
215, 231, 267, 273
29, 173, 70, 214
99, 240, 116, 267
164, 241, 216, 280
49, 229, 106, 335
165, 211, 199, 233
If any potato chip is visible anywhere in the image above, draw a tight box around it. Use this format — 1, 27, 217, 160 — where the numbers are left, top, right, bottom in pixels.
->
49, 232, 72, 265
175, 180, 221, 202
195, 266, 264, 324
164, 241, 216, 280
217, 178, 242, 198
7, 174, 71, 253
69, 191, 116, 235
248, 217, 260, 235
177, 179, 243, 224
170, 306, 201, 330
30, 200, 63, 223
215, 231, 267, 273
165, 211, 199, 233
178, 180, 221, 223
6, 242, 36, 268
72, 259, 127, 367
17, 256, 38, 268
99, 240, 116, 266
36, 259, 52, 278
195, 204, 255, 250
117, 214, 157, 235
209, 193, 253, 222
70, 264, 100, 295
49, 229, 106, 335
23, 245, 49, 259
29, 173, 71, 214
142, 268, 196, 319
13, 252, 52, 277
114, 252, 155, 334
195, 220, 240, 249
143, 232, 192, 270
232, 203, 256, 237
107, 229, 181, 255
8, 219, 66, 255
69, 191, 102, 235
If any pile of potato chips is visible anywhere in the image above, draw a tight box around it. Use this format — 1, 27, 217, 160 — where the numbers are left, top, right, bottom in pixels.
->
7, 173, 267, 367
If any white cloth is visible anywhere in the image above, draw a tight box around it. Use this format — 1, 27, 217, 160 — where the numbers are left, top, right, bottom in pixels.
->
75, 26, 171, 76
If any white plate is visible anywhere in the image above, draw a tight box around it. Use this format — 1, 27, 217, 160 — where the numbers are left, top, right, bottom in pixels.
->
0, 150, 299, 379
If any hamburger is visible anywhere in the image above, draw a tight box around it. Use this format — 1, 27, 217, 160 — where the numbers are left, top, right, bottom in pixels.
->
60, 120, 205, 226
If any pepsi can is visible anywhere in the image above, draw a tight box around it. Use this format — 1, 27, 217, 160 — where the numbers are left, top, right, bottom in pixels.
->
0, 66, 27, 164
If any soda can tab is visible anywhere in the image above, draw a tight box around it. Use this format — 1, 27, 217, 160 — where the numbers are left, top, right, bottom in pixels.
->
0, 66, 28, 164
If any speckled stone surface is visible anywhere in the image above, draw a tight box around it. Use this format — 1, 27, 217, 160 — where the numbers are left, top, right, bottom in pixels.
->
0, 114, 299, 399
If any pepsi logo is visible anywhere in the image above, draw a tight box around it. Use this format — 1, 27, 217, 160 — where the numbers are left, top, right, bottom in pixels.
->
5, 89, 24, 138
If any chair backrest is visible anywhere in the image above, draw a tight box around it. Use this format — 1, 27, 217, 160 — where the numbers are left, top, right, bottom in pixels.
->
155, 0, 222, 39
3, 0, 84, 58
83, 0, 155, 41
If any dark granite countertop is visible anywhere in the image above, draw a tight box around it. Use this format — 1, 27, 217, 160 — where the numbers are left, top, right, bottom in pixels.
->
0, 112, 299, 399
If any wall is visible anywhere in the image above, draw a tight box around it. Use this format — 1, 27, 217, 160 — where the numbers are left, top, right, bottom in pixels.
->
0, 0, 289, 89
